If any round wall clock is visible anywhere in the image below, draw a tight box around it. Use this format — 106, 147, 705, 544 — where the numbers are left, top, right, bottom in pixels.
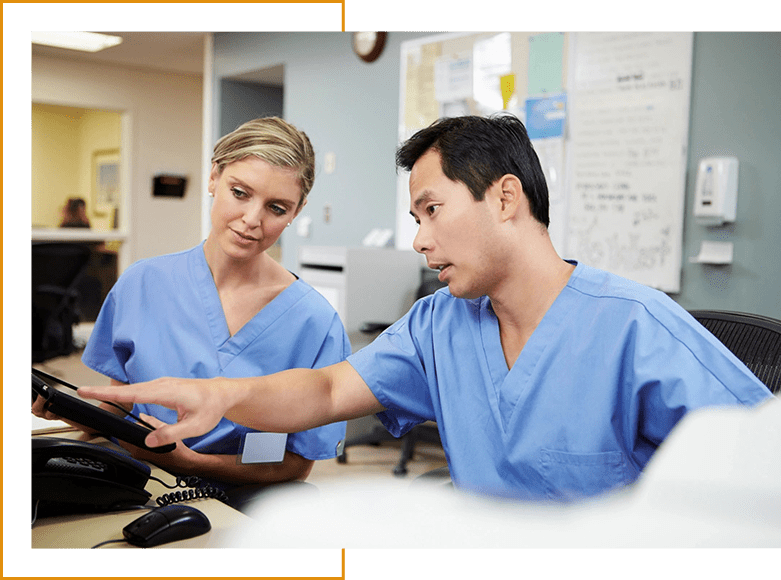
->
352, 32, 387, 63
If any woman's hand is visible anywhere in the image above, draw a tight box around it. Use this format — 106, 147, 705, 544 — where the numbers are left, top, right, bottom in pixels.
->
32, 391, 96, 433
119, 413, 200, 475
32, 392, 58, 421
124, 414, 314, 487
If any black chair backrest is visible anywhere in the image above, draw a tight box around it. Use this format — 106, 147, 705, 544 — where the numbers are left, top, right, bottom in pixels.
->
32, 243, 92, 292
31, 242, 93, 362
690, 310, 781, 394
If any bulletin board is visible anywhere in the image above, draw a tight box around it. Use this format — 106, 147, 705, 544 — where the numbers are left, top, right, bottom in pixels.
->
397, 32, 694, 293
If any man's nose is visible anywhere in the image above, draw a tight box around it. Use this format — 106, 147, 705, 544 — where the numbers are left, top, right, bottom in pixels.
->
412, 226, 430, 254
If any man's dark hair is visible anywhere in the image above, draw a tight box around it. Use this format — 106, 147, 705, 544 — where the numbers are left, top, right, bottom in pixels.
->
396, 114, 549, 227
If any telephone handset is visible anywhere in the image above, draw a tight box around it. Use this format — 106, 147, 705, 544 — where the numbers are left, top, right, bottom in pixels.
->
32, 437, 152, 516
32, 437, 232, 519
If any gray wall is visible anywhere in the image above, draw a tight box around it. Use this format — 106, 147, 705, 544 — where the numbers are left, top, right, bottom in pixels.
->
219, 79, 284, 136
677, 32, 781, 318
212, 31, 781, 319
212, 32, 429, 271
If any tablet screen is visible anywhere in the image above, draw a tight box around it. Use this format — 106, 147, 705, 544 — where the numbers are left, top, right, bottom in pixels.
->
32, 369, 175, 453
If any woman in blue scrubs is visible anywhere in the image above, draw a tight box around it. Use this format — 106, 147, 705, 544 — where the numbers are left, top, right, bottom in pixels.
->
39, 118, 349, 501
80, 115, 773, 502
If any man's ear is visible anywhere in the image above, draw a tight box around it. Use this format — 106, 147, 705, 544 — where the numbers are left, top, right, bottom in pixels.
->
496, 174, 526, 221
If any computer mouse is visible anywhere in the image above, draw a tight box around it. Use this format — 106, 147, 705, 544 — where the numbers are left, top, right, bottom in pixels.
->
123, 504, 211, 548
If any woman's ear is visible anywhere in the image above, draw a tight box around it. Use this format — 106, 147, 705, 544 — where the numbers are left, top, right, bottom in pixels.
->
208, 163, 220, 194
292, 197, 308, 220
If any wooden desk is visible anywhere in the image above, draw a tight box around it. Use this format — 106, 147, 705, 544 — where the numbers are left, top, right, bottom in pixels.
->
31, 432, 254, 549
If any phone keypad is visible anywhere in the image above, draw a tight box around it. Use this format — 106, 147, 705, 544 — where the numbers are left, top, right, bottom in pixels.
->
68, 456, 107, 470
47, 456, 108, 475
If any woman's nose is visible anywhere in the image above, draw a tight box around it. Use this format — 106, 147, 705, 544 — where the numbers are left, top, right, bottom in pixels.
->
243, 203, 263, 228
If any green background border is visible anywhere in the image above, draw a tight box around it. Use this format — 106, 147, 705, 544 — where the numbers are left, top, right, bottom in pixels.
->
3, 0, 775, 580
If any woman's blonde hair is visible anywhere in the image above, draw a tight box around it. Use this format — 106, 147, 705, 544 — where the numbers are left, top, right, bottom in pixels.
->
211, 117, 315, 206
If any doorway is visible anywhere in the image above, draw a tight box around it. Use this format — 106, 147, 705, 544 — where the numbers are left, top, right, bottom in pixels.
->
31, 102, 124, 322
31, 103, 123, 230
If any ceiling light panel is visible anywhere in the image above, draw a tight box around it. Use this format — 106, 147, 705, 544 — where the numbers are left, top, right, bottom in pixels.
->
31, 31, 123, 53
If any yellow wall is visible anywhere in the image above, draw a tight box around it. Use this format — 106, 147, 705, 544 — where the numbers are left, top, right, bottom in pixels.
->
31, 103, 121, 227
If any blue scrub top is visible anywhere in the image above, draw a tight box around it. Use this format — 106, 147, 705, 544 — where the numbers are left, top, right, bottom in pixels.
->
83, 242, 349, 460
348, 261, 772, 500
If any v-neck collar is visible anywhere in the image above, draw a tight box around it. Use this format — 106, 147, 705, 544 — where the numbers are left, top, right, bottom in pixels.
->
189, 242, 306, 370
479, 262, 581, 430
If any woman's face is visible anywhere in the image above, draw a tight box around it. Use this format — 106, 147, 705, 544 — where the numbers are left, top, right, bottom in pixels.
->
208, 156, 304, 262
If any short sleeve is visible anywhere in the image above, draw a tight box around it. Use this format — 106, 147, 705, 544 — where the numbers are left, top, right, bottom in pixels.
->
285, 307, 350, 460
348, 304, 436, 437
81, 290, 131, 383
310, 311, 353, 369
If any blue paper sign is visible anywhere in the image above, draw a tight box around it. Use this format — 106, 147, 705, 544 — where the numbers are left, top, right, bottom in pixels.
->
525, 94, 567, 140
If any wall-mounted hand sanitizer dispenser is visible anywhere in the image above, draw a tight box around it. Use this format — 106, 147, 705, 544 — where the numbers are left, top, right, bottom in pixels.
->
693, 157, 739, 226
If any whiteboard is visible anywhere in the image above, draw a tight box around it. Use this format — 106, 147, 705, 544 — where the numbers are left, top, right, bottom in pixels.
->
397, 32, 694, 293
565, 32, 693, 292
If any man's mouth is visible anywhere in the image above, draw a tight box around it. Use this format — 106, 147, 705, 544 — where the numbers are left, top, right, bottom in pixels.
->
431, 263, 452, 281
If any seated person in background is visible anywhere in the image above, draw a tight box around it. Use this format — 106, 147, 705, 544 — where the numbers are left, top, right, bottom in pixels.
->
80, 115, 773, 502
59, 197, 90, 228
36, 117, 350, 508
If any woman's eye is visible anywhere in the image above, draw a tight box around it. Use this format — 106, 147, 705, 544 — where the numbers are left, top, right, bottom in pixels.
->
231, 187, 248, 198
270, 204, 288, 216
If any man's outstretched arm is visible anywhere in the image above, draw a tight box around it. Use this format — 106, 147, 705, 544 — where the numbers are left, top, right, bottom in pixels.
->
78, 361, 384, 449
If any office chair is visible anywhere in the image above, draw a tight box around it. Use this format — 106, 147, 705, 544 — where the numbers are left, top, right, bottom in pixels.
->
32, 243, 92, 362
690, 310, 781, 394
337, 272, 446, 476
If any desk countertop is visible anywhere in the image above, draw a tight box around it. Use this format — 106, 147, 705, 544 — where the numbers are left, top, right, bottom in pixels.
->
31, 227, 127, 242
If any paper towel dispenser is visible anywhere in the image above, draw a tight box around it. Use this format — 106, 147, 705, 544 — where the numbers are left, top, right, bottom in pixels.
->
693, 157, 738, 226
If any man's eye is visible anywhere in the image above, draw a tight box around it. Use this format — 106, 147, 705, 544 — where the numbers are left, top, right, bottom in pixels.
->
427, 204, 439, 215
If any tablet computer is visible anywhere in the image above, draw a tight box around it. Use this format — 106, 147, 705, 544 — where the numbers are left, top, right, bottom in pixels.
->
32, 368, 176, 454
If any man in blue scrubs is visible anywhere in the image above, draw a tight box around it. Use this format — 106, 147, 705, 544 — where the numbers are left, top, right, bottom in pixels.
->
81, 115, 773, 502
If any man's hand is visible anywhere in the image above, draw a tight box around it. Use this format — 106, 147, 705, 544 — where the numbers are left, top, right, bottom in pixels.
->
79, 377, 234, 448
80, 363, 384, 447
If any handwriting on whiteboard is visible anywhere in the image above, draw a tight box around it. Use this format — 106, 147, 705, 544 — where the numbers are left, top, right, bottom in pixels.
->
565, 32, 693, 292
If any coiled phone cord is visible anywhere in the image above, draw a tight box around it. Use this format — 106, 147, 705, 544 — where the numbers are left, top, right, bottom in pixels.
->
150, 474, 229, 506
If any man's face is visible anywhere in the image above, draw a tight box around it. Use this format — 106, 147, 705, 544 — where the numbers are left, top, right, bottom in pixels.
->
409, 149, 501, 299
